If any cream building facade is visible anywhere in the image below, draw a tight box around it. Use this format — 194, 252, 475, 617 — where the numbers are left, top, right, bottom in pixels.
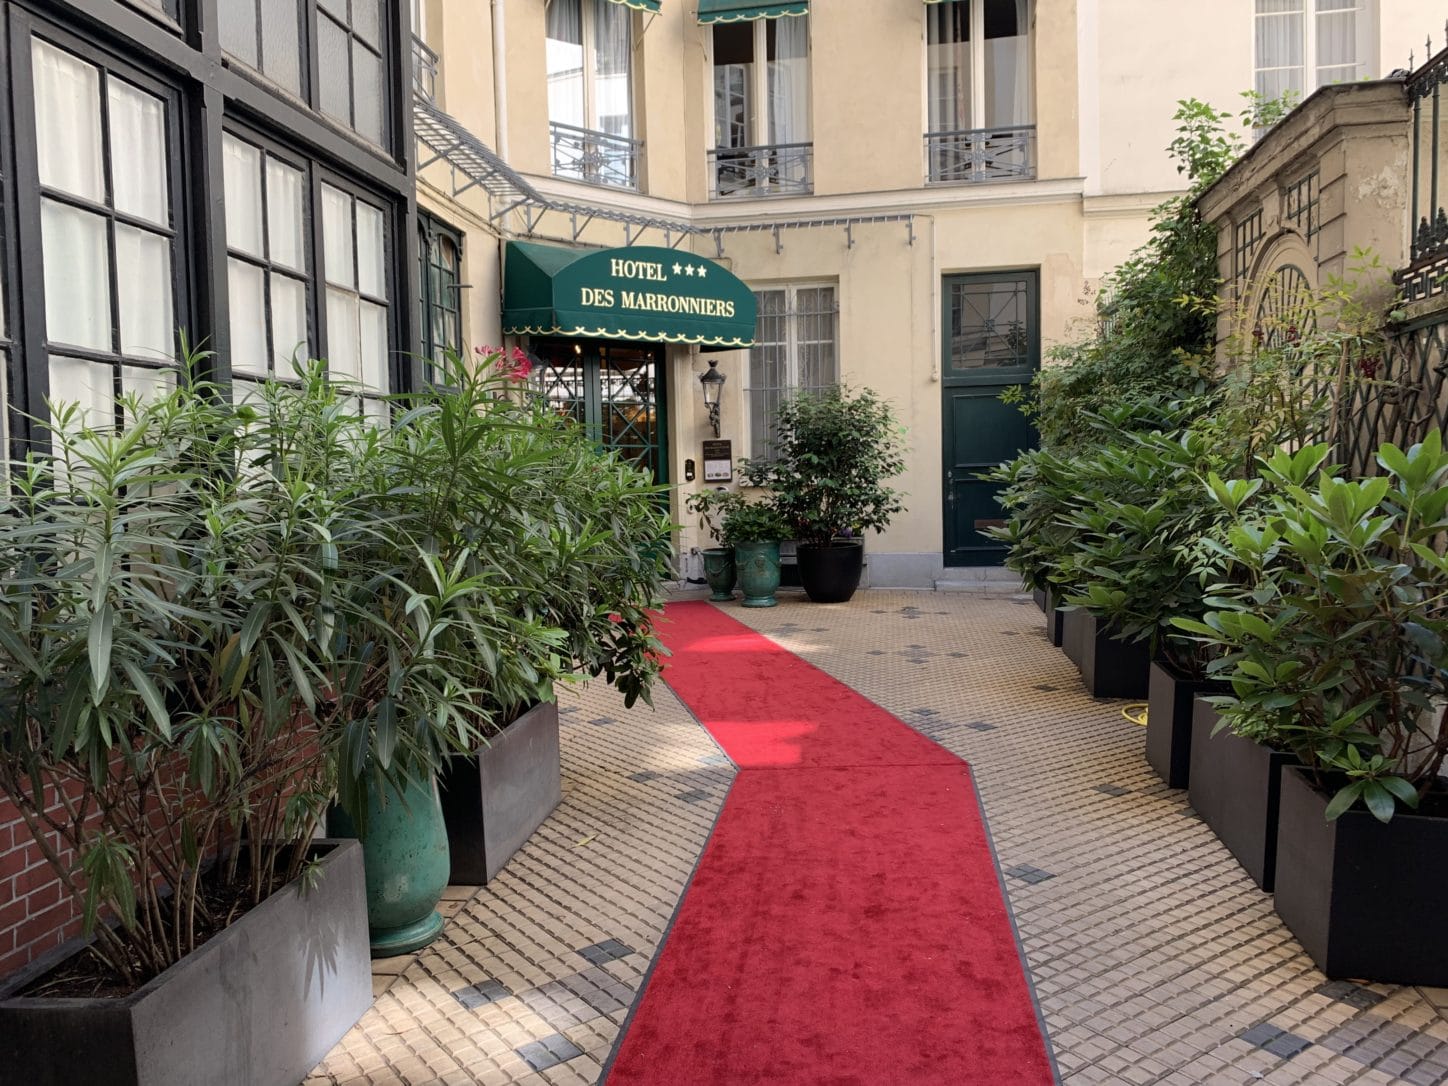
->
410, 0, 1436, 588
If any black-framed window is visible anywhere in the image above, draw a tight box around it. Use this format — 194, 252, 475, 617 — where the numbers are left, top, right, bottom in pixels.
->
321, 179, 391, 422
223, 129, 313, 395
0, 0, 416, 459
220, 0, 304, 97
29, 30, 184, 434
418, 211, 461, 372
317, 0, 387, 148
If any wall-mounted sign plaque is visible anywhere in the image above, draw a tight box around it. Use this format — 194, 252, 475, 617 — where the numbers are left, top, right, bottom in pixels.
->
702, 439, 733, 482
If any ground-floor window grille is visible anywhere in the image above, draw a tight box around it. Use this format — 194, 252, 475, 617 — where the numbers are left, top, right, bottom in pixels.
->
748, 283, 838, 460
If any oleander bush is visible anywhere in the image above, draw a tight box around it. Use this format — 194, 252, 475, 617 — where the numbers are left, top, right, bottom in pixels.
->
0, 349, 670, 989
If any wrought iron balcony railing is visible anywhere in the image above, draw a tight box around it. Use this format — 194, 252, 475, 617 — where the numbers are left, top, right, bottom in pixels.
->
550, 122, 643, 191
708, 143, 814, 200
925, 126, 1036, 185
412, 35, 438, 103
1402, 45, 1448, 303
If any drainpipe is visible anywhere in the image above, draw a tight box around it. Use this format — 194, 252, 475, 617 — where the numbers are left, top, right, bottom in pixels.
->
492, 0, 509, 161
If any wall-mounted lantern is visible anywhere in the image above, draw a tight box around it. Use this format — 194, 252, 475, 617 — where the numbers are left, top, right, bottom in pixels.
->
698, 359, 726, 438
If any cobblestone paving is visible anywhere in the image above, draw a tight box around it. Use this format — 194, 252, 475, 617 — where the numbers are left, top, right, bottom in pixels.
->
310, 588, 1448, 1085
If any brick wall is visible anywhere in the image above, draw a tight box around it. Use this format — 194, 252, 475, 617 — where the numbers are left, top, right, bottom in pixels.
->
0, 792, 86, 982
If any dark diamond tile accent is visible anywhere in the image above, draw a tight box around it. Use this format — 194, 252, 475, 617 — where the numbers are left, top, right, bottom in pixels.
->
589, 717, 616, 726
1240, 1024, 1285, 1048
452, 979, 512, 1009
558, 705, 580, 714
912, 708, 940, 717
627, 770, 660, 783
1263, 1032, 1312, 1059
1095, 784, 1131, 797
577, 938, 634, 966
948, 652, 969, 658
905, 657, 928, 665
699, 753, 730, 766
516, 1034, 583, 1072
675, 788, 711, 804
1316, 980, 1386, 1010
1320, 1014, 1422, 1063
966, 721, 997, 732
867, 649, 886, 655
1034, 684, 1057, 692
525, 966, 632, 1023
1003, 864, 1056, 885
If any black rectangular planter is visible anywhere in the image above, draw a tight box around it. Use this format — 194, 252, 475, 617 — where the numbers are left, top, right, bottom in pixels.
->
1275, 767, 1448, 984
1188, 699, 1297, 891
1062, 610, 1150, 699
1032, 587, 1047, 612
1045, 591, 1065, 648
1145, 660, 1229, 789
440, 700, 561, 885
0, 840, 371, 1086
1061, 606, 1089, 669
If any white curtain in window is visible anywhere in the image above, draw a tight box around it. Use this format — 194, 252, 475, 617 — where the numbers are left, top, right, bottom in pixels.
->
926, 4, 970, 133
266, 159, 305, 271
768, 15, 810, 145
228, 258, 268, 376
223, 136, 265, 258
983, 0, 1030, 128
116, 225, 173, 360
41, 201, 111, 351
49, 356, 114, 430
1255, 0, 1306, 101
107, 80, 168, 226
593, 0, 632, 137
33, 40, 104, 201
1316, 0, 1359, 83
546, 0, 585, 128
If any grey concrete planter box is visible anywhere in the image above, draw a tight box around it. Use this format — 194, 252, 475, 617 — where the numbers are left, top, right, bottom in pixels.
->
439, 700, 561, 885
0, 839, 371, 1086
1188, 698, 1297, 891
1274, 766, 1448, 984
1145, 660, 1228, 789
1044, 591, 1065, 648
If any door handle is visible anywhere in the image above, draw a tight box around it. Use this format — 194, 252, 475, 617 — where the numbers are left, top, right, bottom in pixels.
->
946, 469, 955, 504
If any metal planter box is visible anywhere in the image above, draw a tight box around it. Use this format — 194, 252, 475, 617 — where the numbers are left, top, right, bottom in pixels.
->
439, 701, 561, 885
1145, 660, 1228, 789
1188, 699, 1297, 891
1274, 766, 1448, 984
0, 839, 371, 1086
1044, 591, 1065, 648
1062, 610, 1150, 699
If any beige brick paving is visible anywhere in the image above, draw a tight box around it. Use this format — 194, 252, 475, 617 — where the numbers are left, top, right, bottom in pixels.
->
309, 587, 1448, 1085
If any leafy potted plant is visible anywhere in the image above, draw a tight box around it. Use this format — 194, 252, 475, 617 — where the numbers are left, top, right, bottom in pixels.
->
1179, 433, 1448, 981
720, 495, 789, 608
741, 386, 905, 604
686, 488, 739, 602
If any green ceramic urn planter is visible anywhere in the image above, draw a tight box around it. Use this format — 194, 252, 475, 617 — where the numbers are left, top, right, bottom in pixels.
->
701, 547, 737, 601
734, 541, 781, 607
331, 774, 451, 957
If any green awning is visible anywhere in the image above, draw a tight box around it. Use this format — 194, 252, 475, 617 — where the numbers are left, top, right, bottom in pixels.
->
503, 242, 757, 348
698, 0, 807, 23
610, 0, 661, 12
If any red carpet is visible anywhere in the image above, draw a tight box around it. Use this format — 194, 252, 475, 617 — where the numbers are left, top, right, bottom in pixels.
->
605, 601, 1057, 1085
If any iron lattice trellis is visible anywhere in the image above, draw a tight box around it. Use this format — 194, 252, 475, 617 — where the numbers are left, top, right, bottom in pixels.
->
1333, 311, 1448, 478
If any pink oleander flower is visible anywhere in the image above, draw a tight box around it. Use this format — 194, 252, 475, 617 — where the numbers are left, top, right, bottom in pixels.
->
474, 345, 533, 380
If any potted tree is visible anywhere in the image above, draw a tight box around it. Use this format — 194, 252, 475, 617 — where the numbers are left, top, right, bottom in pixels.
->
742, 386, 905, 604
1180, 433, 1448, 982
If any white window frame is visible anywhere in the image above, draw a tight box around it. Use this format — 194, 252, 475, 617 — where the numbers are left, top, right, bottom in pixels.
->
1253, 0, 1376, 104
925, 0, 1034, 134
711, 17, 811, 151
545, 0, 635, 136
746, 280, 839, 461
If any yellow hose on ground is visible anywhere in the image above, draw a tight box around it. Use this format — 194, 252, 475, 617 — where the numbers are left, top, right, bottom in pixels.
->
1122, 704, 1148, 727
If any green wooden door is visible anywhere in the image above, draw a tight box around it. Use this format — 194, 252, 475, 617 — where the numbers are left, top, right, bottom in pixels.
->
533, 338, 669, 483
941, 272, 1039, 567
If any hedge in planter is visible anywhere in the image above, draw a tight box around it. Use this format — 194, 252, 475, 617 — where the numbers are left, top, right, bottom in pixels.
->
740, 386, 905, 605
0, 364, 508, 1081
1180, 435, 1448, 983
